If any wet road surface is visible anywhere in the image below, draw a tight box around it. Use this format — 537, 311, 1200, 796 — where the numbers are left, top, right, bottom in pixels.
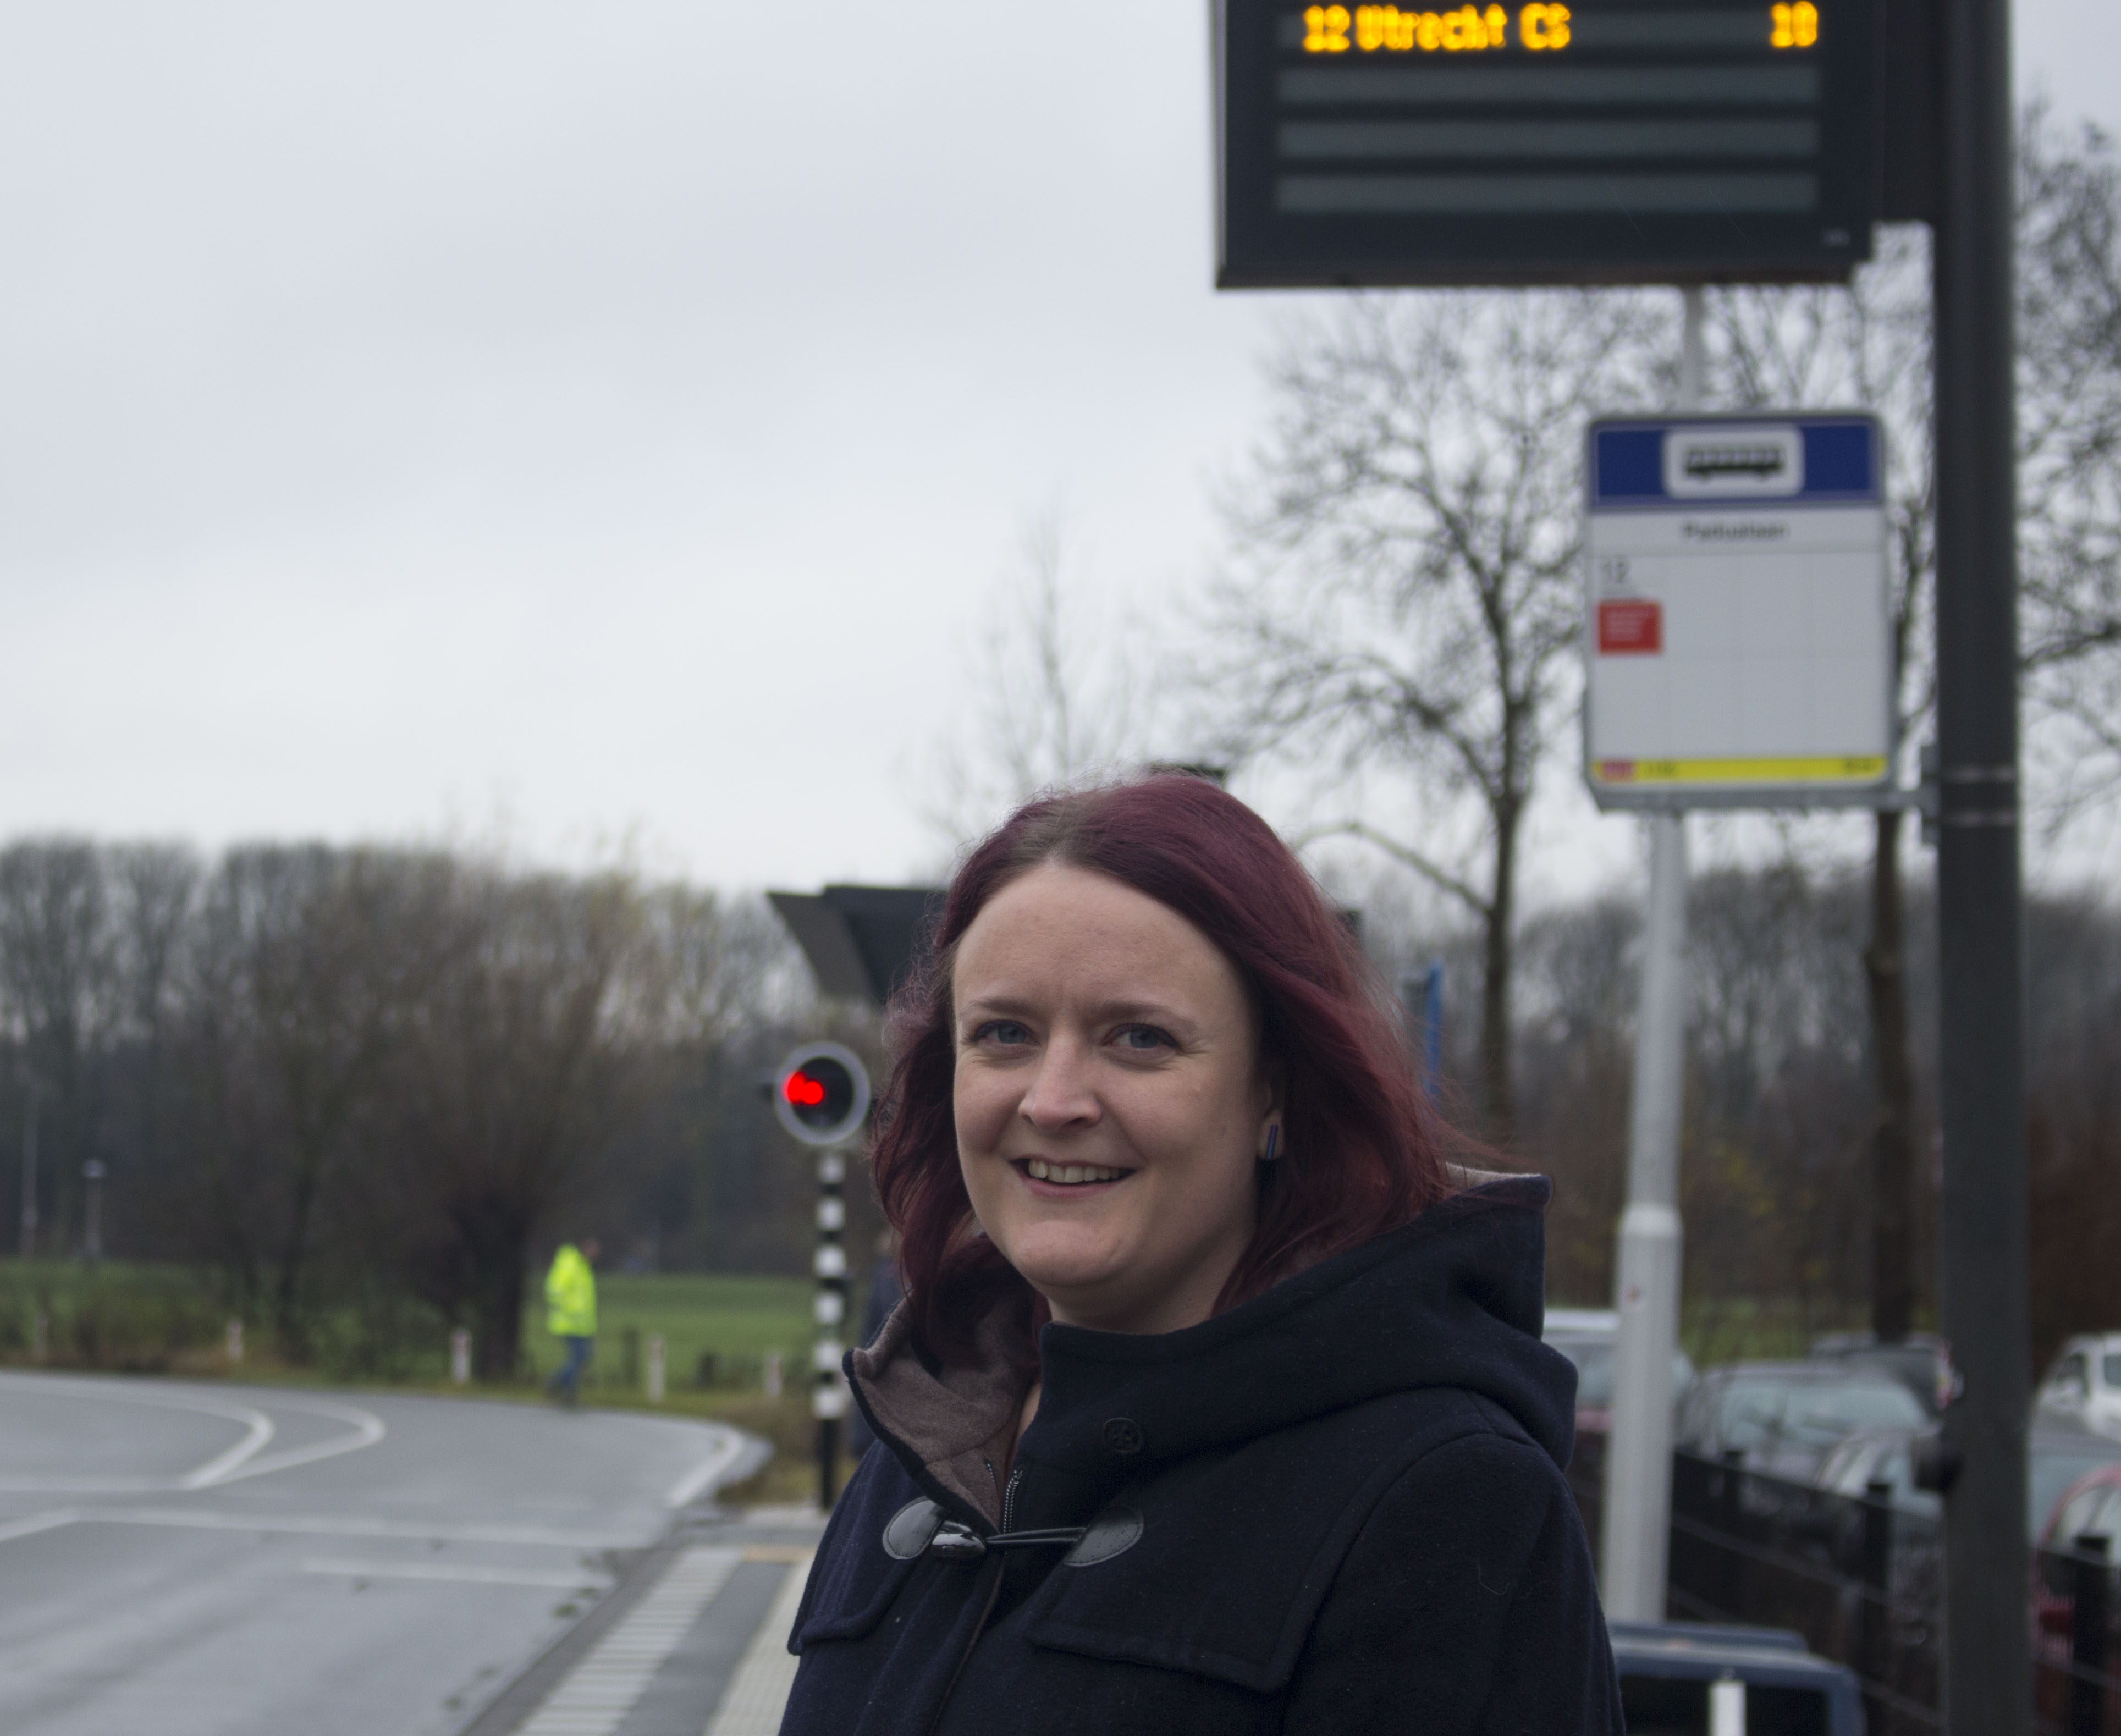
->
0, 1371, 800, 1736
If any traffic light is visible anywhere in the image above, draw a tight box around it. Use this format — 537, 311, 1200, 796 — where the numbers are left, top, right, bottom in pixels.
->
772, 1041, 872, 1148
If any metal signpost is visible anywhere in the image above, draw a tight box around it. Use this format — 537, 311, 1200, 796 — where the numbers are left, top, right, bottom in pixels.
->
1933, 0, 2027, 1724
773, 1041, 873, 1510
1583, 404, 1891, 1620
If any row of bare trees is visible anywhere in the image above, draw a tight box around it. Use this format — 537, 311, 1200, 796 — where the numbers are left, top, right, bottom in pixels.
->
8, 829, 2115, 1373
0, 839, 822, 1375
1363, 859, 2121, 1370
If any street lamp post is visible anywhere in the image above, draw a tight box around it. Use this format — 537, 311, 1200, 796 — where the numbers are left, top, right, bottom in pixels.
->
18, 1078, 38, 1261
82, 1161, 107, 1264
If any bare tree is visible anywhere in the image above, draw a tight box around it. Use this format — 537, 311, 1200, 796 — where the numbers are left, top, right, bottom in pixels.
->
1705, 106, 2121, 1340
177, 846, 441, 1352
0, 841, 120, 1256
2019, 110, 2121, 818
390, 862, 647, 1378
1708, 227, 1934, 1340
1210, 290, 1668, 1137
926, 511, 1163, 848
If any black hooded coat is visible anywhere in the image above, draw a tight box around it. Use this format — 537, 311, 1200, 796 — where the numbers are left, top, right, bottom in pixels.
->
778, 1175, 1623, 1735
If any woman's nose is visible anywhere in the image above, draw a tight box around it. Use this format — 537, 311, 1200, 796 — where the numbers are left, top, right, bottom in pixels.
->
1018, 1038, 1100, 1131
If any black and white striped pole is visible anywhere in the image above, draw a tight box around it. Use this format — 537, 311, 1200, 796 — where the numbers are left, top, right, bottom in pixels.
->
773, 1041, 872, 1511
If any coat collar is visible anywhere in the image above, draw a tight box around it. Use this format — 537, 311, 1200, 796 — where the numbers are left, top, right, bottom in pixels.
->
848, 1173, 1570, 1528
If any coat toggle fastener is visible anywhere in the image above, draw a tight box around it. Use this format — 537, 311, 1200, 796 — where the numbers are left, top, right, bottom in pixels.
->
924, 1521, 1087, 1563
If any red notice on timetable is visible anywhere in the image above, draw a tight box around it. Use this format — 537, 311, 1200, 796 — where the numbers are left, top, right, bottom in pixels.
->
1597, 600, 1663, 655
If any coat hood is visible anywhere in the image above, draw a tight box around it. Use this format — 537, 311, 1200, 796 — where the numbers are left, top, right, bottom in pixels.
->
850, 1173, 1577, 1527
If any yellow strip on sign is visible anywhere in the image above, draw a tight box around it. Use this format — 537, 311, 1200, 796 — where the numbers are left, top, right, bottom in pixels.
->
1593, 756, 1889, 785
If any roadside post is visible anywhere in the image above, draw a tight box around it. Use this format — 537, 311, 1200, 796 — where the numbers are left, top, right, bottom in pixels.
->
81, 1161, 106, 1264
18, 1076, 37, 1260
772, 1041, 873, 1510
1933, 0, 2030, 1724
1399, 964, 1445, 1103
449, 1326, 471, 1385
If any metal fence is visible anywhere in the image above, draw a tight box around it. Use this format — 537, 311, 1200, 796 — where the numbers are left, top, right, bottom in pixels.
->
1566, 1445, 2120, 1734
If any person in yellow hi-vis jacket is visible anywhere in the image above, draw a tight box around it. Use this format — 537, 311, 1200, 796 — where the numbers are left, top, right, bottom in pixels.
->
543, 1237, 599, 1408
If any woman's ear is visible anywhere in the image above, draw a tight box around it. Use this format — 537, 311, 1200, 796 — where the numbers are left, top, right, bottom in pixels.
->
1257, 1062, 1286, 1161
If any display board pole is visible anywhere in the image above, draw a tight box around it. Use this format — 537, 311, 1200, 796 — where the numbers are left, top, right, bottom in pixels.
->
1600, 810, 1690, 1618
1933, 0, 2029, 1726
1599, 288, 1703, 1622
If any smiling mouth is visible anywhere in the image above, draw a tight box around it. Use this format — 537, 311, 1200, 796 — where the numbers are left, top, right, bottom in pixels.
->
1017, 1159, 1132, 1187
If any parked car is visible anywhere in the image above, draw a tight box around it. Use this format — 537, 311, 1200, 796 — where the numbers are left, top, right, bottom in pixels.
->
1544, 1305, 1698, 1435
2029, 1422, 2121, 1546
1810, 1330, 1959, 1417
2030, 1455, 2121, 1730
1814, 1425, 1941, 1518
2035, 1333, 2121, 1437
1676, 1362, 1930, 1482
1814, 1420, 2121, 1543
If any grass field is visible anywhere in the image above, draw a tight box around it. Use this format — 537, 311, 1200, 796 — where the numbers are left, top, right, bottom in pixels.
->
515, 1270, 814, 1395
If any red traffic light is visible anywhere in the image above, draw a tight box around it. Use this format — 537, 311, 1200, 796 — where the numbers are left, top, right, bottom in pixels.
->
771, 1042, 872, 1147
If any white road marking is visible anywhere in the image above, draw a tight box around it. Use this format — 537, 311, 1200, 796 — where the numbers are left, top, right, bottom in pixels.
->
733, 1503, 828, 1529
0, 1509, 81, 1545
300, 1556, 616, 1589
0, 1376, 389, 1491
663, 1425, 752, 1508
514, 1545, 741, 1735
702, 1553, 813, 1736
0, 1374, 277, 1491
84, 1507, 655, 1548
197, 1393, 387, 1486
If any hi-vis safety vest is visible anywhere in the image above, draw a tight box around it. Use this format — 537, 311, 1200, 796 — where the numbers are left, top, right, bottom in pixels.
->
544, 1244, 597, 1338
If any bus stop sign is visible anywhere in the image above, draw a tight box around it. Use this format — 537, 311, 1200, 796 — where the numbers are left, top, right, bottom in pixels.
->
1582, 412, 1891, 810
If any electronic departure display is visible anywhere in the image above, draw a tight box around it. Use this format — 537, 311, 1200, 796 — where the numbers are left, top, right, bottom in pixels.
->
1215, 0, 1877, 286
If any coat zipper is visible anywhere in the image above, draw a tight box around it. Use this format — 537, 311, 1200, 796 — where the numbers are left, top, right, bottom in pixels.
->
919, 1461, 1024, 1735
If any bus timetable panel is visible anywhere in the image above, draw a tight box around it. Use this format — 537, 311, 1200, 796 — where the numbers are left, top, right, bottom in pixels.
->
1215, 0, 1878, 286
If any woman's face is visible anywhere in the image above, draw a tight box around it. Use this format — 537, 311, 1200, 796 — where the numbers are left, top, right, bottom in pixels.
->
950, 862, 1277, 1336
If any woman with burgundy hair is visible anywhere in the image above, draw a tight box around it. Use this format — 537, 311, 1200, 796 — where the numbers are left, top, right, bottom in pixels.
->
779, 775, 1619, 1735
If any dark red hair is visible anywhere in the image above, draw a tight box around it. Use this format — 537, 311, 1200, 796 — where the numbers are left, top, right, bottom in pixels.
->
869, 774, 1452, 1365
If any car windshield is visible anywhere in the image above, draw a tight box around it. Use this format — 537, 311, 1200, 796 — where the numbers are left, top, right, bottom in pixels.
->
1718, 1376, 1926, 1452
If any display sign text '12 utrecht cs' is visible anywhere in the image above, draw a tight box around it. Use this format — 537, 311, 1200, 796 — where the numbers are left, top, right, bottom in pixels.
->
1215, 0, 1877, 285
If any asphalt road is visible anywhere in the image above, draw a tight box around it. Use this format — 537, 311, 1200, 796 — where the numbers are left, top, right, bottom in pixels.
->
0, 1370, 787, 1736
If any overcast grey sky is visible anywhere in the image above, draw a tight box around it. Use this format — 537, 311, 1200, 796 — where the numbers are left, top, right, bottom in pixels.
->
1, 3, 2114, 894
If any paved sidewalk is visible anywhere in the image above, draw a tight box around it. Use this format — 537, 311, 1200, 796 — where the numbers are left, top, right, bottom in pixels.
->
466, 1508, 823, 1736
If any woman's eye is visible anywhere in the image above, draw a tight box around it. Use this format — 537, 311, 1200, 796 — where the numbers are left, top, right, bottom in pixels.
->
1111, 1024, 1175, 1054
971, 1019, 1033, 1048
